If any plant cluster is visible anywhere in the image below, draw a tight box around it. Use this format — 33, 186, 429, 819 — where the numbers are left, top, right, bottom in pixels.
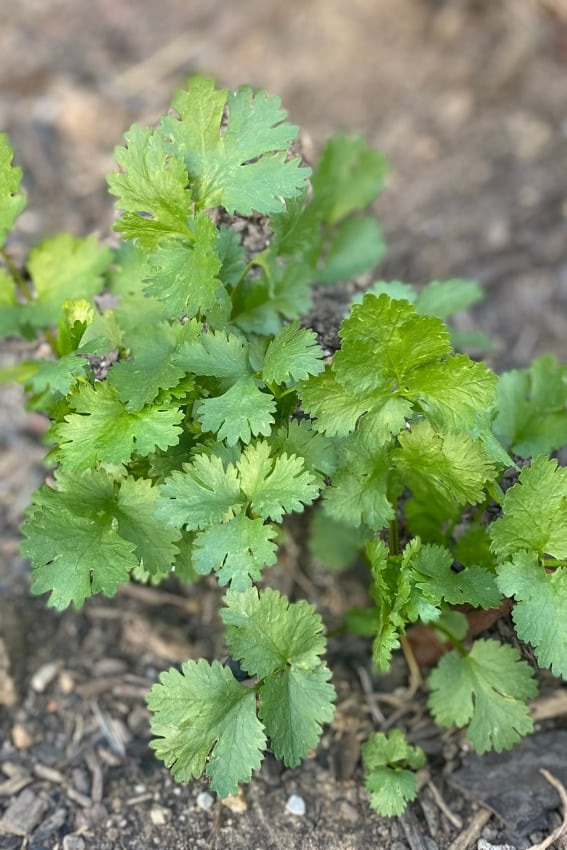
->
2, 76, 567, 817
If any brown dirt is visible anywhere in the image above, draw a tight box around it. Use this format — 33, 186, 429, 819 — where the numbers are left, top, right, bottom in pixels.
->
2, 2, 567, 849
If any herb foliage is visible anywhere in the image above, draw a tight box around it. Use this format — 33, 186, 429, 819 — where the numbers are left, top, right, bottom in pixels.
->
2, 77, 567, 817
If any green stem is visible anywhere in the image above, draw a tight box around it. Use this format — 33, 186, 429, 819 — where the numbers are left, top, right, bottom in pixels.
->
44, 327, 58, 354
0, 247, 33, 299
388, 518, 399, 557
431, 622, 468, 658
543, 557, 567, 569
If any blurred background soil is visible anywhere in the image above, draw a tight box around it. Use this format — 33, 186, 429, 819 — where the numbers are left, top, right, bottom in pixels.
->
1, 2, 567, 849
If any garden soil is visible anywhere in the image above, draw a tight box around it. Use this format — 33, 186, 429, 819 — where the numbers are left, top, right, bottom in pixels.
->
1, 2, 567, 849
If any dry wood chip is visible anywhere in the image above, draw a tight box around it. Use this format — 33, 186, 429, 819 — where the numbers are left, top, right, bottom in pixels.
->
531, 690, 567, 722
0, 787, 49, 836
0, 775, 32, 796
447, 807, 493, 850
400, 807, 439, 850
527, 770, 567, 850
0, 638, 17, 708
84, 749, 104, 803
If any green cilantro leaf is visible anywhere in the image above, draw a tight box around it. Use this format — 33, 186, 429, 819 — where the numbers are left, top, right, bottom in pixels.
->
25, 470, 181, 585
262, 322, 325, 384
221, 587, 328, 678
490, 456, 567, 560
108, 124, 192, 248
147, 660, 265, 796
26, 234, 111, 329
144, 214, 222, 317
217, 224, 246, 287
157, 452, 243, 530
108, 321, 192, 411
114, 476, 180, 577
411, 543, 501, 608
493, 356, 567, 458
23, 503, 137, 609
193, 513, 278, 589
496, 552, 567, 678
394, 421, 496, 513
316, 215, 386, 284
309, 508, 362, 570
196, 378, 276, 446
408, 355, 497, 435
22, 352, 88, 404
365, 539, 429, 671
415, 279, 483, 319
268, 420, 338, 477
0, 134, 26, 245
173, 327, 251, 381
323, 433, 394, 530
52, 382, 184, 471
237, 440, 320, 521
334, 293, 451, 394
260, 666, 335, 766
299, 367, 412, 441
362, 730, 425, 817
310, 134, 388, 225
299, 368, 373, 437
160, 76, 309, 214
234, 261, 314, 336
427, 639, 537, 754
221, 588, 335, 765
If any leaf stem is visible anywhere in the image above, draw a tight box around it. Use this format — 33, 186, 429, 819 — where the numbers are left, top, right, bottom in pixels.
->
388, 518, 399, 557
1, 247, 33, 299
431, 622, 468, 658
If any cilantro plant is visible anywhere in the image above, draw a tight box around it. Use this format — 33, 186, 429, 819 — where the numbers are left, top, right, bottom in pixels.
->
2, 76, 567, 819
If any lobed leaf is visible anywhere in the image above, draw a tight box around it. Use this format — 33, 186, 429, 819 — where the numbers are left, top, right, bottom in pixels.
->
52, 382, 184, 471
221, 587, 328, 677
160, 76, 310, 214
108, 124, 192, 247
0, 134, 26, 245
193, 513, 278, 589
237, 440, 320, 521
23, 504, 137, 609
497, 553, 567, 679
261, 322, 325, 385
147, 660, 265, 797
196, 378, 276, 446
157, 452, 243, 531
427, 639, 537, 754
490, 456, 567, 560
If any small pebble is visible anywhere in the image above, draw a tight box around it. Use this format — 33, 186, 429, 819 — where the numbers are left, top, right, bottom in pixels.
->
196, 791, 215, 811
62, 837, 85, 850
31, 661, 60, 693
11, 723, 33, 749
221, 793, 247, 813
149, 806, 170, 825
286, 794, 306, 817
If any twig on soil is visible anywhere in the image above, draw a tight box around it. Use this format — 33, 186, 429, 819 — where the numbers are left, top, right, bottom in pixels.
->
401, 635, 424, 699
447, 807, 493, 850
32, 762, 92, 808
84, 750, 104, 804
526, 770, 567, 850
91, 701, 127, 758
118, 582, 199, 613
400, 806, 435, 850
531, 690, 567, 722
356, 665, 386, 725
426, 778, 463, 829
207, 802, 223, 850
